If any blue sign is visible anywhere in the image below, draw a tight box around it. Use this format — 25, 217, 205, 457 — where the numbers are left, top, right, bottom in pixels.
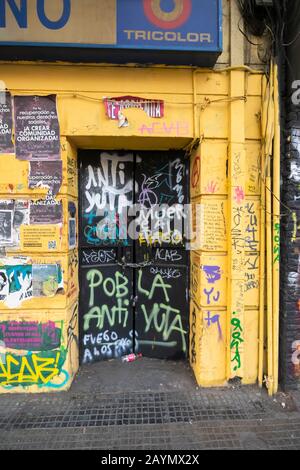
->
0, 0, 222, 66
117, 0, 222, 52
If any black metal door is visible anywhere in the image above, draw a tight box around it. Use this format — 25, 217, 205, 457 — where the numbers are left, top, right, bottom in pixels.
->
79, 151, 189, 364
135, 152, 189, 359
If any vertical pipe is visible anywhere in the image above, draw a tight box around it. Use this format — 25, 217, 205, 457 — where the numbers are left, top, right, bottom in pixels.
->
266, 172, 273, 396
272, 63, 281, 394
266, 64, 274, 396
258, 76, 267, 388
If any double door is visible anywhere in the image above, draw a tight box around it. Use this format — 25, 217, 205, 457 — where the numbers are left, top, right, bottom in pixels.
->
79, 151, 189, 364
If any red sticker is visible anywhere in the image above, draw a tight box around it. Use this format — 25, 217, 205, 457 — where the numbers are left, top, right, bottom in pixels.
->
143, 0, 192, 30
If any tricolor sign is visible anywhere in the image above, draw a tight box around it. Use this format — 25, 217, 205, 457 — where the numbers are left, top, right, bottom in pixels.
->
0, 0, 222, 65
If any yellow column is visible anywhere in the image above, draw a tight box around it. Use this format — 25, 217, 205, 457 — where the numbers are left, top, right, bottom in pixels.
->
227, 71, 246, 379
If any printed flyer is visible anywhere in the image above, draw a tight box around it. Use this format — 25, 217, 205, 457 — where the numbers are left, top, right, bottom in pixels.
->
29, 160, 63, 196
14, 95, 61, 161
30, 197, 63, 225
0, 92, 14, 154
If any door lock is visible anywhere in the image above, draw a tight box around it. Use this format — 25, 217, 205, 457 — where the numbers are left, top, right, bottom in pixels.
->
117, 258, 153, 269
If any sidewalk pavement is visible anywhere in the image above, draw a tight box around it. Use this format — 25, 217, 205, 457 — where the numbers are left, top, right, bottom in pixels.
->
1, 358, 300, 450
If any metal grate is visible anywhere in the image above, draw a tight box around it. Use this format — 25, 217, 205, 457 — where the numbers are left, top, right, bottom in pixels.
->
0, 390, 271, 431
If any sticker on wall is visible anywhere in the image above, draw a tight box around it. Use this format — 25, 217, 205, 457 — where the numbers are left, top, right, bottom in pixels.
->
0, 92, 14, 154
0, 265, 33, 308
30, 197, 63, 225
29, 160, 63, 196
68, 202, 76, 249
14, 95, 61, 161
103, 96, 165, 123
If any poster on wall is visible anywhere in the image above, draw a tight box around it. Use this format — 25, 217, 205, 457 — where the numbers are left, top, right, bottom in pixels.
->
0, 321, 62, 351
0, 92, 14, 154
20, 225, 61, 252
68, 202, 77, 249
0, 269, 9, 300
29, 161, 63, 196
0, 210, 13, 245
0, 200, 30, 249
32, 264, 60, 298
12, 201, 30, 247
103, 96, 165, 121
14, 95, 61, 161
0, 265, 33, 307
30, 197, 63, 225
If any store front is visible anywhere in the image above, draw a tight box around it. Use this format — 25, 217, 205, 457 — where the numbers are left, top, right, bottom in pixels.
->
0, 0, 281, 395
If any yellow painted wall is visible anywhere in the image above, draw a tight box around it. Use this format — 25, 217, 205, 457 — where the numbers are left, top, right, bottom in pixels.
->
0, 62, 263, 392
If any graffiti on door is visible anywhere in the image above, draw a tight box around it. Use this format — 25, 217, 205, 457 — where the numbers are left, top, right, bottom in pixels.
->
79, 151, 188, 362
135, 268, 188, 359
81, 152, 136, 246
80, 267, 134, 363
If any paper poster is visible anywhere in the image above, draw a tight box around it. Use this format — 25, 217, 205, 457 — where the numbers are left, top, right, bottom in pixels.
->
12, 201, 30, 247
68, 202, 77, 249
29, 161, 63, 196
0, 269, 9, 301
0, 92, 14, 154
32, 264, 60, 297
14, 95, 60, 161
0, 321, 62, 351
0, 200, 30, 249
30, 197, 63, 225
0, 265, 33, 307
20, 225, 61, 252
103, 96, 164, 120
0, 210, 13, 245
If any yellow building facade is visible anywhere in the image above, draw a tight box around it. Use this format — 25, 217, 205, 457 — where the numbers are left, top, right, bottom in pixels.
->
0, 0, 280, 393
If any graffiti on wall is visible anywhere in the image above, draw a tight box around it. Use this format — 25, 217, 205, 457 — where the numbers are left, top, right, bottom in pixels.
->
0, 349, 68, 388
230, 150, 245, 375
245, 202, 260, 301
0, 316, 71, 389
230, 312, 244, 372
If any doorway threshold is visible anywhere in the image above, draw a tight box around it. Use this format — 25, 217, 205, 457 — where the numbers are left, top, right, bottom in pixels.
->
72, 358, 196, 394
